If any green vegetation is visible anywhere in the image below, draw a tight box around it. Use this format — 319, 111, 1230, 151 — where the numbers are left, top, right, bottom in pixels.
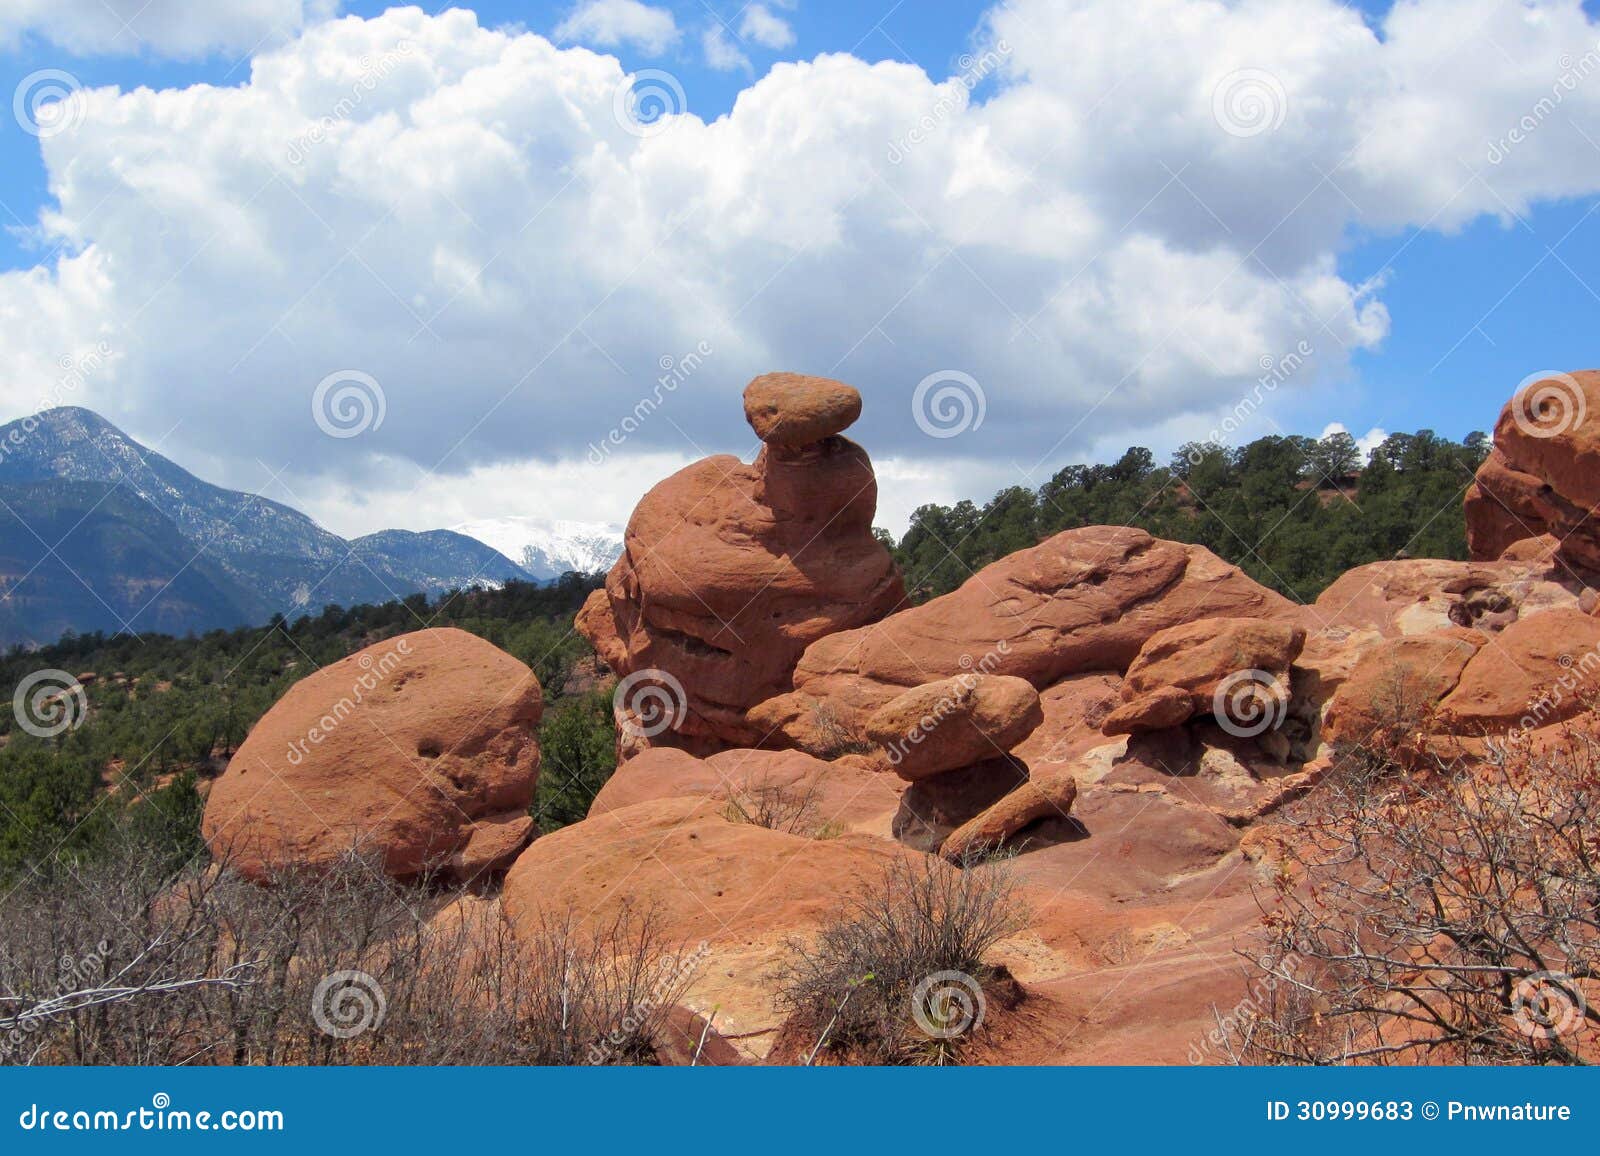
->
891, 429, 1489, 603
533, 689, 619, 834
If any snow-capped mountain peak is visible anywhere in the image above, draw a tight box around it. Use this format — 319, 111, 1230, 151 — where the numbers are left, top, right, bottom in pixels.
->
450, 517, 623, 581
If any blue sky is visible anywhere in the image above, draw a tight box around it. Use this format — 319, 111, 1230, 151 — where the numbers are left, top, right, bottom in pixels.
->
2, 0, 1600, 536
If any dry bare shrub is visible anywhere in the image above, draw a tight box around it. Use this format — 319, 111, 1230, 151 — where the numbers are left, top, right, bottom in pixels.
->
513, 904, 703, 1065
775, 855, 1026, 1065
0, 836, 696, 1066
721, 772, 823, 835
808, 701, 874, 759
1235, 732, 1600, 1065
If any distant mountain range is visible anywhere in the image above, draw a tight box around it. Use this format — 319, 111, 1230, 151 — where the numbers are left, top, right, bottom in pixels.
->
0, 408, 623, 647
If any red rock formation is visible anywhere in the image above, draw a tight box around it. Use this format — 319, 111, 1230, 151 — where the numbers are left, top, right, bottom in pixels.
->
940, 768, 1079, 863
1464, 370, 1600, 572
891, 755, 1031, 852
1010, 673, 1123, 768
749, 526, 1300, 754
1103, 618, 1305, 735
588, 745, 902, 833
1297, 553, 1588, 734
1323, 608, 1600, 749
1322, 630, 1486, 747
578, 373, 903, 758
1438, 608, 1600, 731
742, 371, 862, 447
202, 627, 541, 882
1310, 556, 1577, 639
500, 797, 916, 1045
863, 673, 1043, 780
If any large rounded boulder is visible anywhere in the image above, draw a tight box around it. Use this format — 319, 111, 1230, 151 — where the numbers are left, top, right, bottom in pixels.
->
742, 372, 862, 447
202, 627, 543, 882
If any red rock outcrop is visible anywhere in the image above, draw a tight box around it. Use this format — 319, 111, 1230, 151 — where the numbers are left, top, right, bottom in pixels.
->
1438, 608, 1600, 731
865, 673, 1074, 852
577, 373, 903, 758
891, 755, 1032, 852
1103, 618, 1305, 735
1101, 685, 1194, 735
864, 673, 1043, 780
749, 526, 1300, 754
1463, 370, 1600, 573
1323, 608, 1600, 750
1321, 630, 1486, 747
1010, 673, 1123, 767
1311, 556, 1580, 640
589, 745, 903, 835
940, 768, 1079, 863
202, 627, 542, 882
501, 796, 916, 1047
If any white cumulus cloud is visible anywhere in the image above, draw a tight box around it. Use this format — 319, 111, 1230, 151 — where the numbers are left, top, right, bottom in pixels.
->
1, 0, 1598, 536
554, 0, 679, 56
701, 23, 750, 72
740, 3, 796, 50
